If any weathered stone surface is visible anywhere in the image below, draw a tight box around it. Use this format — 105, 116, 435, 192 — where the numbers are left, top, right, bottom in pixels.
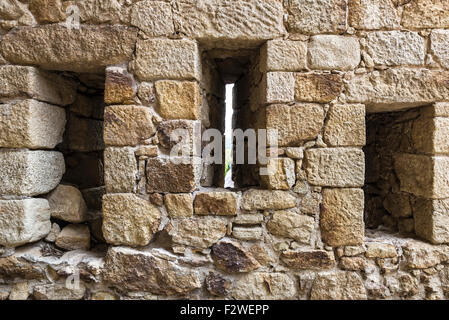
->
366, 31, 425, 66
1, 25, 138, 72
348, 0, 400, 29
0, 100, 65, 149
8, 282, 29, 300
232, 272, 296, 300
130, 0, 174, 36
345, 68, 449, 112
263, 72, 295, 104
211, 240, 260, 273
261, 40, 307, 72
157, 120, 200, 154
324, 104, 366, 147
104, 147, 137, 194
0, 66, 76, 106
402, 0, 449, 29
167, 216, 227, 249
394, 154, 449, 199
412, 116, 449, 155
308, 36, 360, 71
281, 250, 335, 270
104, 69, 136, 105
45, 222, 60, 243
0, 0, 27, 20
294, 73, 342, 103
0, 150, 65, 196
174, 0, 285, 42
414, 198, 449, 244
66, 115, 103, 152
155, 81, 201, 120
104, 105, 155, 146
104, 246, 201, 295
431, 30, 449, 69
29, 0, 64, 23
194, 192, 237, 216
33, 283, 86, 300
134, 39, 200, 81
0, 199, 51, 247
232, 226, 263, 241
55, 224, 90, 251
267, 211, 315, 244
47, 185, 88, 223
266, 104, 325, 147
165, 193, 194, 218
102, 194, 161, 247
310, 271, 367, 300
261, 158, 295, 190
305, 148, 365, 187
288, 0, 347, 34
241, 189, 296, 211
234, 214, 264, 225
366, 242, 397, 258
63, 0, 134, 24
402, 239, 449, 269
205, 272, 231, 297
146, 157, 201, 193
299, 192, 321, 216
339, 257, 367, 271
321, 188, 364, 246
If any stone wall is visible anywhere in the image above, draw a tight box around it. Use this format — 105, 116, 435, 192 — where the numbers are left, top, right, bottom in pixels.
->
0, 0, 449, 300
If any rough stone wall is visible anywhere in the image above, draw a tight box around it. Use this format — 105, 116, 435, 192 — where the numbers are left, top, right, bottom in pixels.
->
0, 0, 449, 300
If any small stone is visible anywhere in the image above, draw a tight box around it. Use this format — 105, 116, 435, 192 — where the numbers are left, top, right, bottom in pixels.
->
299, 192, 321, 216
8, 282, 29, 300
136, 146, 158, 158
33, 283, 86, 300
47, 185, 88, 223
149, 193, 163, 207
366, 242, 397, 259
90, 292, 117, 300
194, 192, 237, 216
260, 158, 295, 190
104, 69, 136, 105
323, 104, 366, 147
308, 36, 361, 71
205, 272, 231, 297
232, 272, 296, 300
45, 223, 61, 243
165, 194, 194, 218
211, 240, 260, 273
232, 227, 263, 241
234, 214, 264, 225
157, 120, 201, 154
55, 224, 91, 251
310, 271, 367, 300
267, 211, 315, 244
286, 147, 304, 159
104, 147, 137, 194
431, 30, 449, 69
339, 257, 367, 271
241, 189, 296, 211
281, 249, 335, 270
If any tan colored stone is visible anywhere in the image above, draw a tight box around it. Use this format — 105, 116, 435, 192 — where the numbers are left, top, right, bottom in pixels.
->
394, 154, 449, 199
414, 198, 449, 244
0, 0, 26, 20
0, 199, 51, 247
241, 189, 296, 211
266, 103, 325, 147
286, 147, 304, 160
321, 188, 364, 246
299, 191, 321, 216
157, 120, 201, 154
55, 224, 91, 251
63, 0, 133, 24
29, 0, 64, 23
104, 105, 155, 147
146, 157, 201, 193
8, 282, 29, 300
104, 69, 136, 105
366, 242, 397, 258
165, 194, 193, 218
305, 148, 365, 187
104, 246, 201, 295
45, 222, 61, 243
134, 39, 200, 81
324, 104, 366, 147
288, 0, 347, 34
267, 211, 315, 244
263, 72, 295, 104
232, 272, 296, 300
33, 283, 86, 300
294, 73, 342, 103
431, 30, 449, 69
0, 66, 76, 106
102, 193, 161, 247
136, 145, 158, 158
234, 214, 264, 225
155, 81, 201, 120
0, 255, 45, 280
281, 249, 335, 270
174, 0, 285, 42
366, 31, 425, 66
130, 0, 174, 36
308, 36, 360, 71
1, 25, 137, 73
232, 226, 263, 241
90, 292, 117, 300
339, 257, 367, 271
402, 239, 449, 269
0, 100, 65, 149
211, 240, 260, 273
402, 0, 449, 29
104, 147, 137, 194
413, 116, 449, 155
261, 158, 295, 191
310, 271, 367, 300
261, 40, 307, 72
194, 192, 237, 216
167, 216, 227, 249
0, 150, 65, 196
345, 68, 449, 112
47, 185, 88, 223
348, 0, 400, 30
